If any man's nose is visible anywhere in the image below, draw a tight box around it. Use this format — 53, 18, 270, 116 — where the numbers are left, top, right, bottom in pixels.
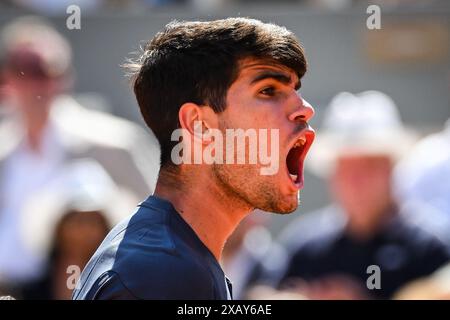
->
288, 97, 315, 123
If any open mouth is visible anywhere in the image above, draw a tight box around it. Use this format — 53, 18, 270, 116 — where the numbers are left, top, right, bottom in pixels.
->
286, 130, 315, 188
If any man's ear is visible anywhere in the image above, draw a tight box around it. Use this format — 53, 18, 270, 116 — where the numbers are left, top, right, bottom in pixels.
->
178, 103, 218, 144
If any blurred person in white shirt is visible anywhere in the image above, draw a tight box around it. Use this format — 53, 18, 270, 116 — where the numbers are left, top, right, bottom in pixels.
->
394, 118, 450, 244
0, 16, 159, 289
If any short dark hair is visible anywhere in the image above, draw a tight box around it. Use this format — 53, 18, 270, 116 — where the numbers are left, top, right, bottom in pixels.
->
126, 18, 307, 168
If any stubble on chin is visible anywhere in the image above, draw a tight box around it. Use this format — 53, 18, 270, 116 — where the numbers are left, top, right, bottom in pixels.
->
213, 163, 299, 214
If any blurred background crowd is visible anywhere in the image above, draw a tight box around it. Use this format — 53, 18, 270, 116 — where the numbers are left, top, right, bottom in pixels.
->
0, 0, 449, 299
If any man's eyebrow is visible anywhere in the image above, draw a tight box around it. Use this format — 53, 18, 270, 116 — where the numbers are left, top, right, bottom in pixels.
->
249, 70, 301, 90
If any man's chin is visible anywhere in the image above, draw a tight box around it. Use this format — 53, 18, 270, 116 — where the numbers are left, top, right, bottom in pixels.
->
274, 204, 298, 215
258, 194, 299, 214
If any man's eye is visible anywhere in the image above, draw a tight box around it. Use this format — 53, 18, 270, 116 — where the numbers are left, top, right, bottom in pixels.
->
259, 87, 276, 97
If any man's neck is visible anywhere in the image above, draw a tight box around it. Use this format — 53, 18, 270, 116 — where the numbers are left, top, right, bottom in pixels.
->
153, 167, 252, 262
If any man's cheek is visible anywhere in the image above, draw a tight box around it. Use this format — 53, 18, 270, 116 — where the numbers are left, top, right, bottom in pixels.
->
259, 129, 280, 176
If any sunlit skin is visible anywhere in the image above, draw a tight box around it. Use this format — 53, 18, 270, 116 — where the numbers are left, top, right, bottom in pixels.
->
331, 154, 395, 240
214, 59, 315, 213
155, 58, 315, 261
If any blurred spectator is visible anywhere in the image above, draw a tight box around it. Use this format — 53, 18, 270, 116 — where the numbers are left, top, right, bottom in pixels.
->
30, 209, 109, 300
394, 118, 450, 244
394, 263, 450, 300
0, 16, 159, 290
221, 211, 287, 299
271, 91, 450, 299
18, 159, 123, 300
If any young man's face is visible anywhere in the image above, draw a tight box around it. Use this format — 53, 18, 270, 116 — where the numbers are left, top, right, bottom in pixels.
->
212, 58, 315, 213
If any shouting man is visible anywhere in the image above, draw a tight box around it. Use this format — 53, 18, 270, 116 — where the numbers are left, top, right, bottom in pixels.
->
73, 17, 315, 300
